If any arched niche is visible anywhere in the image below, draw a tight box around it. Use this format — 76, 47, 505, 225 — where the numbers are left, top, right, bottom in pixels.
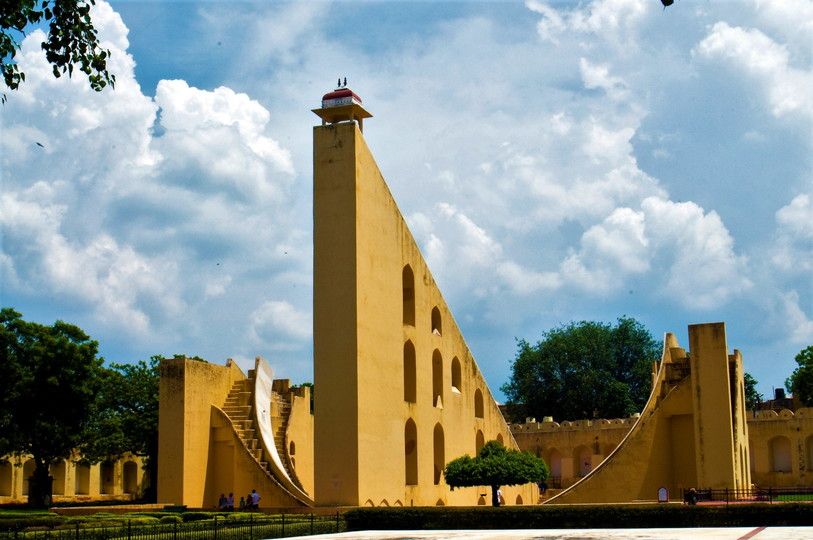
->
476, 430, 485, 454
123, 461, 138, 495
451, 357, 461, 393
405, 419, 418, 486
770, 436, 792, 472
402, 265, 415, 326
433, 423, 445, 485
404, 341, 416, 403
431, 307, 442, 336
474, 388, 484, 418
432, 350, 443, 408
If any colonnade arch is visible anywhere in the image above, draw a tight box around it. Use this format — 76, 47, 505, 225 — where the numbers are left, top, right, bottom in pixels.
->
769, 436, 792, 472
75, 463, 90, 494
0, 462, 11, 496
123, 461, 138, 495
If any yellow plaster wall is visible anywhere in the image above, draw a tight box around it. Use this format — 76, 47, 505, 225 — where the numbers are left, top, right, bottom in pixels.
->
749, 408, 813, 487
157, 357, 245, 506
313, 121, 534, 507
286, 388, 315, 497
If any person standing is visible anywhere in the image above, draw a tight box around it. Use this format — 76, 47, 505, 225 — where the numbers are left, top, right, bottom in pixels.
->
226, 492, 234, 511
250, 488, 260, 510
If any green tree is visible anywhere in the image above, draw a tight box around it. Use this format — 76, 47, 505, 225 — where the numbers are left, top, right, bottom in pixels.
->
444, 440, 548, 507
1, 0, 115, 102
786, 345, 813, 406
501, 317, 660, 422
744, 372, 763, 411
82, 357, 160, 501
0, 308, 103, 507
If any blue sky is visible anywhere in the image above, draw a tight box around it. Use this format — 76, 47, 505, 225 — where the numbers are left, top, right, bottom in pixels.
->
2, 0, 811, 408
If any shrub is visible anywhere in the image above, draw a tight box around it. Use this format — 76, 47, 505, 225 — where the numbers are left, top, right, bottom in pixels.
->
344, 503, 813, 531
160, 515, 182, 524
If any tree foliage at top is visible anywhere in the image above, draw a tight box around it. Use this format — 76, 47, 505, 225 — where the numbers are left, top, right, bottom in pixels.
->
786, 345, 813, 406
501, 317, 660, 422
1, 0, 115, 102
0, 307, 103, 507
744, 372, 763, 411
444, 440, 548, 507
83, 356, 160, 501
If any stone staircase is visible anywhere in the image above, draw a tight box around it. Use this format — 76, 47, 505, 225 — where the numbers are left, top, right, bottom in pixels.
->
272, 394, 294, 479
222, 376, 271, 474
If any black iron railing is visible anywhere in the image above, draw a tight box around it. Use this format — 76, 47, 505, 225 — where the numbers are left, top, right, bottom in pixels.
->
682, 486, 813, 505
0, 513, 344, 540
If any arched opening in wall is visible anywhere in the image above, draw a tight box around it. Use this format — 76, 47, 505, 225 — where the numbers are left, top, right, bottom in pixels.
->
100, 461, 115, 494
515, 495, 523, 505
0, 462, 12, 496
575, 446, 592, 477
404, 341, 416, 403
474, 389, 484, 418
405, 419, 418, 486
769, 436, 792, 472
289, 441, 296, 456
451, 357, 461, 393
476, 430, 485, 454
548, 449, 562, 481
496, 433, 504, 445
75, 463, 90, 495
123, 461, 138, 495
477, 495, 486, 506
807, 435, 813, 471
432, 350, 443, 408
379, 499, 390, 507
431, 307, 442, 336
402, 265, 415, 326
435, 498, 445, 506
21, 460, 35, 496
433, 423, 445, 485
50, 461, 66, 495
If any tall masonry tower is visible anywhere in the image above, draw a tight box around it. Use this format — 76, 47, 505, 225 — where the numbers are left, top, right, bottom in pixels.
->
311, 85, 535, 507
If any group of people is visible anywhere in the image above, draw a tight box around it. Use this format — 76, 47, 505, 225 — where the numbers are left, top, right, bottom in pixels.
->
218, 489, 261, 510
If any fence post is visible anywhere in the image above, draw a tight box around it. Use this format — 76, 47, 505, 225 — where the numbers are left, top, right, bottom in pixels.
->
336, 511, 340, 533
310, 513, 314, 535
249, 514, 253, 539
173, 520, 178, 540
74, 523, 79, 540
213, 515, 218, 540
128, 519, 132, 540
281, 514, 285, 537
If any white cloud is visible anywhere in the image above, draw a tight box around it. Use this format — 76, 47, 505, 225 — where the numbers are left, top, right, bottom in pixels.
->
527, 0, 650, 49
771, 193, 813, 273
561, 198, 751, 307
249, 301, 313, 347
781, 290, 813, 343
694, 22, 813, 121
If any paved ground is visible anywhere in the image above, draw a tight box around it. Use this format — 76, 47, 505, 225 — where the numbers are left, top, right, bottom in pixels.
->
284, 527, 813, 540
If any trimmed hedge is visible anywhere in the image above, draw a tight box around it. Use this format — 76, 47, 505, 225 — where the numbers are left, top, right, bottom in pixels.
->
344, 503, 813, 531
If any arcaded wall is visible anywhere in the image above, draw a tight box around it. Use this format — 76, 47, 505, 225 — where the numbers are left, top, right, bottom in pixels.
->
157, 357, 244, 506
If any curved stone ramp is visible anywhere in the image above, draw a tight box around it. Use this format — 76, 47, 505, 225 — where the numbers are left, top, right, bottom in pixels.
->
252, 357, 314, 505
211, 406, 309, 507
545, 333, 694, 504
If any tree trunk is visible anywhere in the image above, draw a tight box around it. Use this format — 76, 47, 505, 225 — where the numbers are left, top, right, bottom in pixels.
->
28, 458, 53, 508
491, 485, 500, 507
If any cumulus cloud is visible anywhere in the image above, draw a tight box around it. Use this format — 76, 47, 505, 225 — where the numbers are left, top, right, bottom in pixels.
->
561, 198, 751, 307
781, 290, 813, 343
249, 301, 313, 349
1, 1, 301, 349
694, 22, 813, 121
771, 193, 813, 273
526, 0, 650, 49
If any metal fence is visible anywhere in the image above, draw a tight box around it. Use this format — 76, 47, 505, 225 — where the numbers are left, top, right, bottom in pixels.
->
0, 513, 344, 540
682, 486, 813, 504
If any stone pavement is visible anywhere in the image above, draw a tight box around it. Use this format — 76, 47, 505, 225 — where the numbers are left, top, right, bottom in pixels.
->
284, 527, 813, 540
